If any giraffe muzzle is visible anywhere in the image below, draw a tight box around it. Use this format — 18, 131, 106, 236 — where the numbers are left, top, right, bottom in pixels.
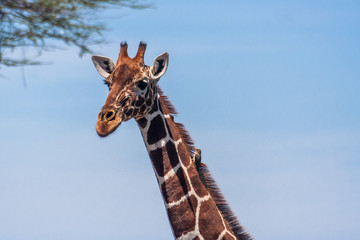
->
96, 109, 123, 137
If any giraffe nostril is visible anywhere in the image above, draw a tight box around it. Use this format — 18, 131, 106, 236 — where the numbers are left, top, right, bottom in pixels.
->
105, 110, 115, 121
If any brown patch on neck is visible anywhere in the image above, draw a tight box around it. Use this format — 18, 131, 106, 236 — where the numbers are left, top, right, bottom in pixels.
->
195, 150, 252, 240
156, 86, 195, 156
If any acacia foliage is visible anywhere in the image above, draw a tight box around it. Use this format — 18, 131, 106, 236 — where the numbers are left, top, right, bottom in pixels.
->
0, 0, 149, 67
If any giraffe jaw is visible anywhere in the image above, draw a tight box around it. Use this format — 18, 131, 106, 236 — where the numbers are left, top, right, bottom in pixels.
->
96, 118, 122, 137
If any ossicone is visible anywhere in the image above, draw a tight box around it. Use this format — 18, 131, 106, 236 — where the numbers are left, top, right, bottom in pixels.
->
134, 41, 147, 64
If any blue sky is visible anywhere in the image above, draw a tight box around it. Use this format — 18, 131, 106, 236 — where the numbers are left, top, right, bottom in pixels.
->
1, 0, 360, 239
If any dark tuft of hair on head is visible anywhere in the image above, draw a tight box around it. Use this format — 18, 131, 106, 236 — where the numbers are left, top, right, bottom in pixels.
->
120, 41, 128, 47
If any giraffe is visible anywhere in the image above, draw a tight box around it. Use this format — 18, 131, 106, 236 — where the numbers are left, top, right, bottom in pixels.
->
91, 42, 252, 240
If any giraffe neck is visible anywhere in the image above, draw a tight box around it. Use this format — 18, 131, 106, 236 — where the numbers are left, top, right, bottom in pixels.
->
136, 88, 238, 240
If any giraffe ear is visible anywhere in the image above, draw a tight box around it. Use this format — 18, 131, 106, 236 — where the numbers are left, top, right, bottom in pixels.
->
91, 55, 115, 78
151, 52, 169, 80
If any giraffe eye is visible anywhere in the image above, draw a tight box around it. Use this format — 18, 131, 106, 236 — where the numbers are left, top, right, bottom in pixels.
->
137, 80, 148, 90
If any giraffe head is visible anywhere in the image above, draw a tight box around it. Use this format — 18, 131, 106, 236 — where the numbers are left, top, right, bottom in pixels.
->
91, 42, 169, 137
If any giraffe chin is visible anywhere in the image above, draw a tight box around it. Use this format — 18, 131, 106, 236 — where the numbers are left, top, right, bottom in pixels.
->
96, 119, 122, 137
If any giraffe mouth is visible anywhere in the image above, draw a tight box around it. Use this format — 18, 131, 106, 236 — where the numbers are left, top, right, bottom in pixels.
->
96, 120, 122, 137
96, 109, 123, 137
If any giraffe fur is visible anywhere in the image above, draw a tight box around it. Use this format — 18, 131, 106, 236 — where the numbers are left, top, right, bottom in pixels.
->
91, 42, 252, 240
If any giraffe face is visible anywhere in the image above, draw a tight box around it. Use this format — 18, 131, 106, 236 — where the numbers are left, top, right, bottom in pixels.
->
92, 42, 168, 137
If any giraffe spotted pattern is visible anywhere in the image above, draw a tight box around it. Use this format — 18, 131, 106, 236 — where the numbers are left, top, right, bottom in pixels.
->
91, 42, 252, 240
137, 93, 238, 240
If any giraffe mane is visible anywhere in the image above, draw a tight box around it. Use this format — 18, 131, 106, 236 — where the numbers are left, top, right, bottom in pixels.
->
195, 153, 253, 240
156, 86, 196, 155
